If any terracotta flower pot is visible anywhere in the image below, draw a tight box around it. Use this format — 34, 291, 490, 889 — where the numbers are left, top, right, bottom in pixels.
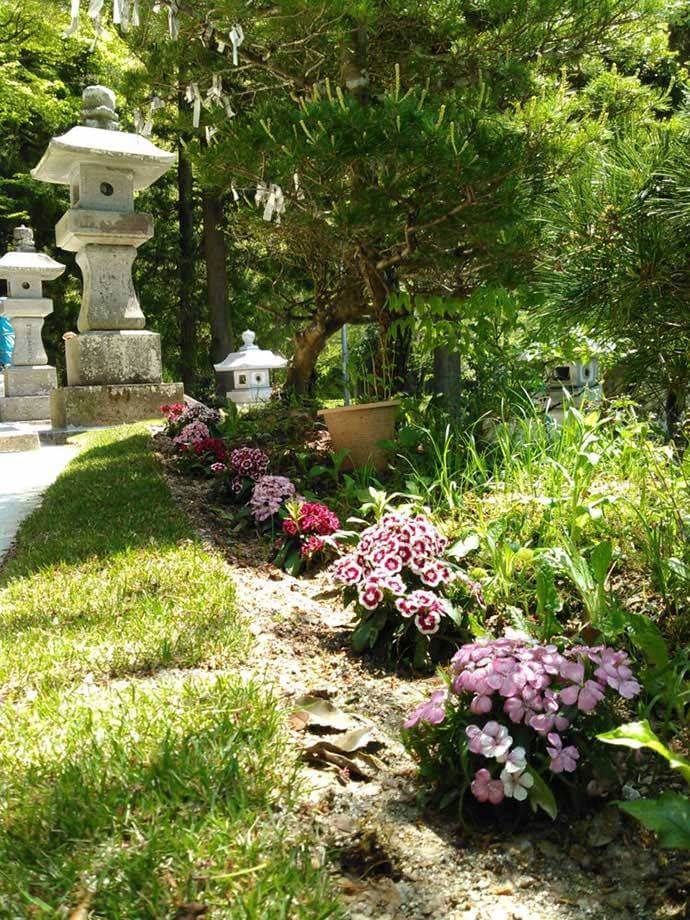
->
318, 399, 400, 471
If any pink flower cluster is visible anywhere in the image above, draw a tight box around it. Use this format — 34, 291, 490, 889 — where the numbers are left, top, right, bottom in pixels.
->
230, 447, 270, 481
404, 635, 641, 807
250, 475, 296, 522
332, 513, 455, 635
282, 501, 340, 559
173, 421, 211, 446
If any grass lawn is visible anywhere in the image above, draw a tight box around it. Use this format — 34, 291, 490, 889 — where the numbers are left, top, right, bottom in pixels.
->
0, 426, 338, 918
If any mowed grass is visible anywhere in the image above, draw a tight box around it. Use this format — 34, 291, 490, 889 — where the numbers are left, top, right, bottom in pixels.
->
0, 427, 339, 918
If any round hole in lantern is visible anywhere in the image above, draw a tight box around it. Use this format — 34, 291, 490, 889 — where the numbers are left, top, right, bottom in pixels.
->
100, 182, 114, 197
21, 281, 31, 290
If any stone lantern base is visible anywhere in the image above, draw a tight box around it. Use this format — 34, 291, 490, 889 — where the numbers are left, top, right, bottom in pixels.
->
0, 365, 57, 421
51, 381, 183, 429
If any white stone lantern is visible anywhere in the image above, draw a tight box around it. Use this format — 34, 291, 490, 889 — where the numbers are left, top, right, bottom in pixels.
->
31, 85, 183, 428
214, 330, 287, 405
540, 358, 602, 423
0, 225, 65, 421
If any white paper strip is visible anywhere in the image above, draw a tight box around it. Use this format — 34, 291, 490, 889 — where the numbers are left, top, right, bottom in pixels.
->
192, 83, 201, 127
168, 3, 178, 39
229, 24, 244, 66
63, 0, 80, 36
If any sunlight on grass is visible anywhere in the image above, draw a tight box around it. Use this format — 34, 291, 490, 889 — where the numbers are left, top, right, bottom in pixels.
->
0, 426, 339, 917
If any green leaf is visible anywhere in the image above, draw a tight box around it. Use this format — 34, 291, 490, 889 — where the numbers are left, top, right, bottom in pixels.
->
351, 611, 387, 652
397, 426, 422, 448
623, 611, 669, 668
445, 604, 464, 627
617, 794, 690, 849
666, 557, 690, 584
597, 721, 690, 783
590, 540, 612, 586
526, 768, 558, 820
284, 549, 303, 577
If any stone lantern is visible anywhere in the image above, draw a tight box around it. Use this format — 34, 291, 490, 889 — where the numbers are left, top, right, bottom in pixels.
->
0, 225, 65, 421
214, 330, 287, 405
538, 358, 602, 423
31, 85, 183, 428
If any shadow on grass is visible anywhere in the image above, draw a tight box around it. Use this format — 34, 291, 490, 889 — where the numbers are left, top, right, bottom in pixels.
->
0, 679, 339, 918
1, 429, 191, 580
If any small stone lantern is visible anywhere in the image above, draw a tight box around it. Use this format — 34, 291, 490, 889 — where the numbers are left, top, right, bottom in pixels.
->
214, 330, 287, 405
0, 225, 65, 421
31, 85, 183, 428
541, 358, 602, 422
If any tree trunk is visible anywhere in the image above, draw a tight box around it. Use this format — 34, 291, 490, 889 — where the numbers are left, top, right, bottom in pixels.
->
285, 279, 372, 396
286, 319, 331, 395
433, 346, 462, 410
202, 189, 233, 396
177, 118, 197, 394
665, 372, 687, 443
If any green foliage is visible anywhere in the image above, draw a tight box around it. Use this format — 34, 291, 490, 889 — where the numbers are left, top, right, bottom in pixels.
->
598, 720, 690, 849
598, 720, 690, 782
537, 119, 690, 427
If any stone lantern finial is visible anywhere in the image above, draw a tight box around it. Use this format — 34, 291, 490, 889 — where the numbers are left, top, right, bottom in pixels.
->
81, 85, 120, 131
12, 225, 35, 252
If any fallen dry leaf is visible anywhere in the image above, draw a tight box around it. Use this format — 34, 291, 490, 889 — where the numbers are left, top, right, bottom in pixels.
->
293, 695, 355, 731
304, 726, 374, 755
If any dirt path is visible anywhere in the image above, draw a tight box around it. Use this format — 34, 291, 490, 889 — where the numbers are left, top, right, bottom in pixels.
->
163, 466, 689, 920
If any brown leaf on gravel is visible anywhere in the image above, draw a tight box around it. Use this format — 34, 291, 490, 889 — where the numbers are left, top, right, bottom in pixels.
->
304, 726, 375, 756
288, 709, 311, 731
305, 746, 384, 781
293, 695, 356, 731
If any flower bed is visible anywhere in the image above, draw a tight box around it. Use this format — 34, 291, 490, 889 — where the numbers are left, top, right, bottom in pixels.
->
403, 634, 641, 817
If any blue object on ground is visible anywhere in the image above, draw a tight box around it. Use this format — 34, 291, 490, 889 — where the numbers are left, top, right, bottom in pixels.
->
0, 317, 13, 366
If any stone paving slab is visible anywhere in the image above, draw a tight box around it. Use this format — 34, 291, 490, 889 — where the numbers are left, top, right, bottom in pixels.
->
0, 444, 75, 562
0, 422, 40, 453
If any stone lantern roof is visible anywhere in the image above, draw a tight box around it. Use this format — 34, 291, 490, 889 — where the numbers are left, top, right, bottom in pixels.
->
31, 85, 176, 191
214, 330, 288, 373
0, 226, 65, 280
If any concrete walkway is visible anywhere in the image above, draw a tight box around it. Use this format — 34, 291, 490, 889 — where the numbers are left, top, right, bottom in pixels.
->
0, 444, 75, 562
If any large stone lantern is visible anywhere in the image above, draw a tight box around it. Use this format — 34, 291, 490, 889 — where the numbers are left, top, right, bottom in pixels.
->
214, 330, 287, 405
31, 85, 183, 428
0, 225, 65, 421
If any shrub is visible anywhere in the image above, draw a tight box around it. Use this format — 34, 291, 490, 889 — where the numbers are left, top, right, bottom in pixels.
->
275, 500, 340, 575
332, 512, 471, 668
403, 634, 641, 817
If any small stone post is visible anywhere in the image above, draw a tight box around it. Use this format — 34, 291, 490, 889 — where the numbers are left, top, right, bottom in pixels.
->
0, 225, 65, 421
